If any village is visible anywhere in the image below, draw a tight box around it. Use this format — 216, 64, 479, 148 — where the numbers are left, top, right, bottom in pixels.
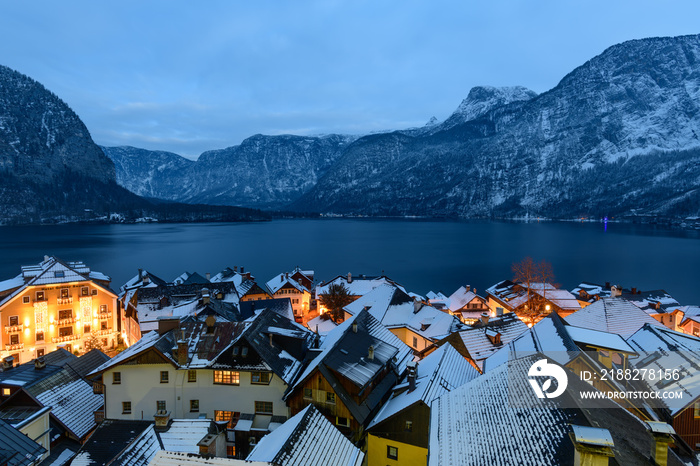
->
0, 255, 699, 466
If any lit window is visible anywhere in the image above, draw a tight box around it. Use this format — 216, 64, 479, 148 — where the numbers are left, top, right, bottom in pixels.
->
113, 372, 121, 384
83, 325, 91, 334
303, 388, 312, 399
10, 334, 19, 345
9, 316, 18, 326
122, 402, 131, 414
58, 309, 72, 320
255, 401, 273, 414
157, 400, 166, 411
215, 410, 240, 429
1, 388, 10, 397
58, 326, 73, 337
405, 420, 413, 432
60, 288, 69, 299
160, 371, 169, 383
188, 370, 197, 382
213, 370, 240, 385
101, 321, 108, 330
694, 402, 700, 418
226, 446, 235, 457
190, 400, 199, 412
36, 291, 45, 301
387, 445, 398, 460
251, 372, 271, 385
81, 287, 89, 296
326, 392, 336, 404
100, 304, 107, 314
336, 416, 350, 427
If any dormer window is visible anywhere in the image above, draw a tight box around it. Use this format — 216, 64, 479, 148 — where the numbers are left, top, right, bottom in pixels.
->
54, 271, 64, 278
241, 347, 248, 357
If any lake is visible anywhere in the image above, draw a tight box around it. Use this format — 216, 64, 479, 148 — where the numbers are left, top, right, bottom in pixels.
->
0, 219, 698, 304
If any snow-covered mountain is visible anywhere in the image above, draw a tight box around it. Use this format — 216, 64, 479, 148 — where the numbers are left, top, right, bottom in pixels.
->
105, 34, 700, 218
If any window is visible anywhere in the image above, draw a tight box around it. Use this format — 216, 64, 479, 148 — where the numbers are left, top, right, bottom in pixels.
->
188, 370, 197, 382
695, 402, 700, 418
22, 296, 30, 304
326, 392, 336, 404
160, 371, 169, 383
58, 309, 72, 320
226, 446, 235, 458
255, 401, 273, 414
36, 291, 45, 301
59, 327, 73, 337
215, 410, 240, 429
241, 347, 248, 357
101, 321, 108, 330
190, 400, 199, 412
405, 421, 413, 432
232, 346, 239, 356
412, 336, 418, 348
100, 304, 107, 314
251, 372, 271, 385
10, 334, 19, 345
83, 325, 91, 334
92, 289, 98, 296
9, 316, 18, 326
303, 388, 312, 399
336, 417, 350, 427
122, 402, 131, 414
157, 400, 166, 411
54, 271, 64, 278
387, 446, 398, 460
214, 371, 240, 385
60, 288, 69, 299
113, 372, 121, 384
81, 287, 89, 296
35, 332, 44, 342
2, 388, 10, 396
37, 349, 45, 357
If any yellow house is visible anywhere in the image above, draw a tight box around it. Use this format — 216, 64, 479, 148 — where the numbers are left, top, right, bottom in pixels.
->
0, 256, 120, 365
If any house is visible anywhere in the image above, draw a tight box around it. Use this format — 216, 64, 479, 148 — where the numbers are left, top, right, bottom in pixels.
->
564, 297, 665, 339
445, 285, 489, 323
247, 404, 364, 466
315, 274, 401, 303
0, 418, 46, 466
209, 267, 272, 303
0, 256, 120, 364
343, 285, 463, 353
266, 268, 314, 322
0, 406, 51, 465
626, 324, 700, 450
89, 309, 317, 459
284, 309, 413, 443
365, 344, 479, 466
485, 280, 581, 324
426, 313, 528, 372
676, 306, 700, 336
428, 356, 689, 466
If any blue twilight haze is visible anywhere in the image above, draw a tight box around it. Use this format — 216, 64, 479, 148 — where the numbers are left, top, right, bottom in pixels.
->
1, 1, 699, 159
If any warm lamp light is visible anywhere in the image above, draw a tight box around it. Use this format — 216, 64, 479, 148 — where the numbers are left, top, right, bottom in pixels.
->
24, 318, 30, 327
49, 316, 54, 323
93, 319, 98, 326
24, 328, 30, 336
49, 324, 55, 332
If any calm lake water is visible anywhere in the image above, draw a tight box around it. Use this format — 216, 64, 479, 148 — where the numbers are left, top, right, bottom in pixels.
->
0, 219, 698, 304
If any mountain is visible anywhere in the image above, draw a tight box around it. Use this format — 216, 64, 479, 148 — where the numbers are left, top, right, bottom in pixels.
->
0, 65, 268, 224
104, 133, 356, 209
292, 34, 700, 218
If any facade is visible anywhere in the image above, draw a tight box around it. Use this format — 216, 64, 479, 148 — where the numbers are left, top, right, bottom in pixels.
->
266, 268, 314, 321
486, 280, 581, 324
446, 285, 490, 324
0, 256, 120, 365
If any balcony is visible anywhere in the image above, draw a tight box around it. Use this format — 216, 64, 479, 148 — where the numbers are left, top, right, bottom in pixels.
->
57, 296, 73, 305
4, 343, 24, 351
98, 312, 112, 320
56, 317, 77, 326
92, 382, 104, 394
52, 334, 81, 344
91, 329, 113, 337
4, 325, 23, 334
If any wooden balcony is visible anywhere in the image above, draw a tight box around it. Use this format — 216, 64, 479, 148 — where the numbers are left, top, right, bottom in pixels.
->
4, 343, 24, 351
4, 325, 23, 334
57, 296, 73, 305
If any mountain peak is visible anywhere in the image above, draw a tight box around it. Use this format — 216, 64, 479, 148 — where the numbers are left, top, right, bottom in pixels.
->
449, 85, 538, 123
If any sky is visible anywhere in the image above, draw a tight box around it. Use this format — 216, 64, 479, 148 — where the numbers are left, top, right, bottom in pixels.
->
2, 1, 699, 160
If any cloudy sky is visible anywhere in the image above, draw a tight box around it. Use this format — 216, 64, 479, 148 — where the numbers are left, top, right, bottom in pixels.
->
2, 1, 699, 159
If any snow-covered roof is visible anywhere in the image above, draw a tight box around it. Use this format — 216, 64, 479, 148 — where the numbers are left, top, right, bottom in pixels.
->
0, 275, 23, 294
315, 275, 399, 298
247, 405, 364, 466
447, 286, 484, 312
454, 314, 529, 370
564, 298, 663, 338
158, 420, 211, 453
306, 315, 338, 336
626, 324, 700, 416
565, 325, 636, 354
150, 451, 270, 466
368, 344, 479, 429
266, 273, 310, 295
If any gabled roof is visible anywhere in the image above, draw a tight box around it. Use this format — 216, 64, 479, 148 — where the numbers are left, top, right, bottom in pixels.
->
368, 344, 479, 429
247, 405, 364, 466
238, 298, 294, 321
266, 273, 310, 295
151, 451, 269, 465
447, 286, 484, 312
71, 420, 155, 466
621, 289, 680, 314
315, 274, 400, 298
451, 314, 529, 370
0, 418, 46, 466
626, 324, 700, 416
564, 298, 663, 338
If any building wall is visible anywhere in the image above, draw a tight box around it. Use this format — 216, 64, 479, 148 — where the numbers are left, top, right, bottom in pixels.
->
673, 404, 700, 450
103, 364, 289, 421
16, 408, 51, 463
1, 281, 119, 364
389, 328, 430, 353
272, 287, 310, 318
367, 434, 427, 466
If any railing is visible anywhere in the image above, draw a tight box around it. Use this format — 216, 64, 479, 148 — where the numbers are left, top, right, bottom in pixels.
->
4, 325, 23, 334
91, 329, 113, 336
92, 383, 104, 394
57, 296, 73, 305
4, 343, 24, 351
56, 317, 76, 326
52, 334, 81, 344
98, 312, 112, 320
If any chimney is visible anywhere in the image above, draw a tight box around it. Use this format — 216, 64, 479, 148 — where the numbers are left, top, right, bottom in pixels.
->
368, 345, 374, 361
158, 318, 180, 335
206, 272, 211, 281
205, 315, 216, 333
34, 357, 46, 370
241, 266, 245, 273
197, 433, 220, 458
2, 356, 14, 370
465, 285, 470, 292
413, 298, 422, 314
407, 361, 417, 392
94, 409, 105, 425
646, 421, 675, 466
175, 339, 188, 366
347, 272, 352, 283
202, 288, 211, 305
234, 266, 238, 272
352, 322, 358, 333
496, 307, 504, 317
154, 410, 171, 431
480, 312, 490, 325
143, 274, 150, 284
605, 281, 611, 289
44, 255, 50, 262
570, 425, 614, 466
245, 272, 251, 280
631, 287, 637, 295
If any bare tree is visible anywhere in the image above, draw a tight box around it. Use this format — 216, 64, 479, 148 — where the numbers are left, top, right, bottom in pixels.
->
319, 283, 354, 323
512, 257, 557, 325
